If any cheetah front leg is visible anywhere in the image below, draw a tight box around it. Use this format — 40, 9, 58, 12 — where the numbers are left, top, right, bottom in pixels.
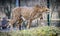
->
27, 19, 32, 29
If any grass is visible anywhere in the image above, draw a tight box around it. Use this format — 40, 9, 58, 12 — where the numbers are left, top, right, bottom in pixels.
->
0, 26, 60, 36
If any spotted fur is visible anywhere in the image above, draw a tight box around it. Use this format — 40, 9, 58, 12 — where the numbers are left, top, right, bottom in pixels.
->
9, 5, 49, 29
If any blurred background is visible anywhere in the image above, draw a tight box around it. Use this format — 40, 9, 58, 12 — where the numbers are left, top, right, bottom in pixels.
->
0, 0, 60, 28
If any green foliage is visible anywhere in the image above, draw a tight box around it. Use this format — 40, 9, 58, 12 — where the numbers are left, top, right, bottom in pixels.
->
0, 26, 60, 36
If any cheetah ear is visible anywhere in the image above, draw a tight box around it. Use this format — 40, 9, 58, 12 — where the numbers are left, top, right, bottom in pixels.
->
35, 5, 40, 8
35, 5, 39, 7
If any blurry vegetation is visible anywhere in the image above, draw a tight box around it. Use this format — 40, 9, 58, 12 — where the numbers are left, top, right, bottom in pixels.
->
4, 6, 11, 19
0, 0, 16, 19
0, 26, 60, 36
